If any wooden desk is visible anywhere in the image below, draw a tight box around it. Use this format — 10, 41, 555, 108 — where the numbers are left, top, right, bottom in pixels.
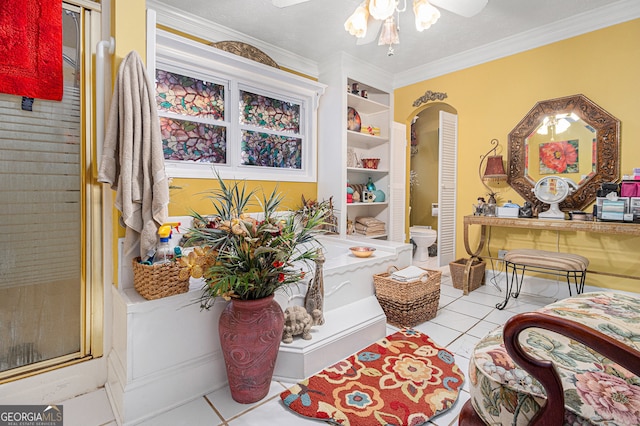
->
461, 215, 640, 294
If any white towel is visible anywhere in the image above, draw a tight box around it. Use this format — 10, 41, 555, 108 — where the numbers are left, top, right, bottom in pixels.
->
391, 266, 428, 282
98, 51, 169, 260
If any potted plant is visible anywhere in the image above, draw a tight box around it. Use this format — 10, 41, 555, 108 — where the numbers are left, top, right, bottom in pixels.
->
180, 175, 327, 403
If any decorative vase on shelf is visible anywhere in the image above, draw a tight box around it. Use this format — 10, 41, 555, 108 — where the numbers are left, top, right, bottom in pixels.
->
366, 177, 376, 191
218, 295, 285, 404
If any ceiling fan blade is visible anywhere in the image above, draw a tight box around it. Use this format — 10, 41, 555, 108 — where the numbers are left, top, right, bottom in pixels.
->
430, 0, 488, 17
356, 19, 383, 45
272, 0, 311, 8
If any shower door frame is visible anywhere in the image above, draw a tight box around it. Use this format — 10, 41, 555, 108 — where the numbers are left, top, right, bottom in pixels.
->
0, 1, 104, 384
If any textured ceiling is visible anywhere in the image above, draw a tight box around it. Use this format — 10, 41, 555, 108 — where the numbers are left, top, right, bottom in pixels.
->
150, 0, 634, 79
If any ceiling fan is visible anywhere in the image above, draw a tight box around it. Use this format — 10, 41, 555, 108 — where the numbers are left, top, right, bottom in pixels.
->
272, 0, 487, 18
273, 0, 488, 53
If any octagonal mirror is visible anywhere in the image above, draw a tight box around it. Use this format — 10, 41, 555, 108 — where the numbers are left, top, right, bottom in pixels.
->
507, 94, 620, 213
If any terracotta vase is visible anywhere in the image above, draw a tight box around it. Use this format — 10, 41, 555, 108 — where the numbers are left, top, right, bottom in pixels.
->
218, 295, 284, 403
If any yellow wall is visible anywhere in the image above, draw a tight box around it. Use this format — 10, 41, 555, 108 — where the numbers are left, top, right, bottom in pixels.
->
107, 0, 148, 285
395, 19, 640, 292
169, 178, 317, 216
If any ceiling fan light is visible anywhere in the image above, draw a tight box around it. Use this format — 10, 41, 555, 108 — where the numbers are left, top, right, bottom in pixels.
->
369, 0, 397, 20
344, 3, 370, 38
378, 17, 399, 46
413, 0, 440, 31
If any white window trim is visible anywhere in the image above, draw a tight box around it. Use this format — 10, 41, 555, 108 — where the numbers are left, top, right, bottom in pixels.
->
153, 29, 325, 182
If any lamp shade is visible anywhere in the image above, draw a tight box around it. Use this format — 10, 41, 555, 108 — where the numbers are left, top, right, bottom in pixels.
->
413, 0, 441, 31
344, 3, 370, 38
482, 155, 507, 180
378, 17, 400, 46
369, 0, 397, 20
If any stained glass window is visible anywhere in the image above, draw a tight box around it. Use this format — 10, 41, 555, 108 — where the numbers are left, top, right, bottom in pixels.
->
155, 33, 321, 181
160, 117, 226, 163
239, 90, 300, 133
241, 130, 302, 169
156, 69, 227, 164
156, 69, 224, 120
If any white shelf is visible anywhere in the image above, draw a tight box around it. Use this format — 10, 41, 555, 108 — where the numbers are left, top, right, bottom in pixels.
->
349, 233, 388, 239
347, 167, 389, 174
347, 93, 388, 115
347, 202, 389, 207
347, 130, 388, 149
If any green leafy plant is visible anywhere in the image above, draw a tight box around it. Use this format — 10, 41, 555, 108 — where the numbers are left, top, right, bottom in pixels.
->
184, 175, 327, 307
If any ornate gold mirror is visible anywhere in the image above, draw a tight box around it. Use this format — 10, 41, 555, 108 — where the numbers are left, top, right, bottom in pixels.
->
507, 94, 620, 213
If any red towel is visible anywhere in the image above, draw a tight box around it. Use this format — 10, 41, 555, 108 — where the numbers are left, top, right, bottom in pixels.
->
0, 0, 63, 100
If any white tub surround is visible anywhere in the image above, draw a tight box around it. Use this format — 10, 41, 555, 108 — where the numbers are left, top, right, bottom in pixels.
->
106, 227, 411, 424
273, 236, 413, 381
106, 283, 227, 426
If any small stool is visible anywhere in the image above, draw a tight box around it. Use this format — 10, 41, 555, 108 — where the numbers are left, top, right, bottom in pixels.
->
497, 249, 588, 309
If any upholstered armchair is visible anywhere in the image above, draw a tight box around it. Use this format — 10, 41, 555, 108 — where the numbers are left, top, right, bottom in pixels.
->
459, 292, 640, 425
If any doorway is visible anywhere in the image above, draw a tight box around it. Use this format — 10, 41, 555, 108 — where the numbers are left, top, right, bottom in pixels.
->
409, 103, 458, 267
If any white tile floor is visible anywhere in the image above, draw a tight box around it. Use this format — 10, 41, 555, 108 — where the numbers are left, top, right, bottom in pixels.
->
60, 257, 562, 426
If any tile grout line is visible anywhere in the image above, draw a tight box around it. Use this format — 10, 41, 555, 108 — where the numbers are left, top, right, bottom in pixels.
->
203, 395, 228, 425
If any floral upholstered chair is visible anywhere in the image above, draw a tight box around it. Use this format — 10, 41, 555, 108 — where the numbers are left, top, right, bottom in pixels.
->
459, 292, 640, 425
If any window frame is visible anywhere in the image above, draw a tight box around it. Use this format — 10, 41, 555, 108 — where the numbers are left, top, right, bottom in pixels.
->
153, 30, 324, 182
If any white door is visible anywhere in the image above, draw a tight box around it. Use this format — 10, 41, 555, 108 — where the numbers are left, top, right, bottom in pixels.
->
437, 111, 458, 267
389, 121, 407, 242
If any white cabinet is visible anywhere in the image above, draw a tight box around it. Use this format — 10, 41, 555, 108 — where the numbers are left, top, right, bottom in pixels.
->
318, 55, 404, 241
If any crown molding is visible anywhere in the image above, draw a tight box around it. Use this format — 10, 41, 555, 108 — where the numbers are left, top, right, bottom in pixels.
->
146, 0, 320, 77
318, 51, 394, 93
394, 0, 640, 88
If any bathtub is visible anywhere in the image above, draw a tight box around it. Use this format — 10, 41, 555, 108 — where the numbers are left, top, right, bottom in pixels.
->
273, 235, 413, 381
276, 235, 412, 312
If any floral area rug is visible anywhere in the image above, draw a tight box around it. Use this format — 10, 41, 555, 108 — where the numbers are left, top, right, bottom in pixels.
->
280, 329, 464, 425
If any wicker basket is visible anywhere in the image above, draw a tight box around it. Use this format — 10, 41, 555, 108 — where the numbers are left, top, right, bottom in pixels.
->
132, 258, 190, 300
373, 266, 441, 328
449, 258, 486, 292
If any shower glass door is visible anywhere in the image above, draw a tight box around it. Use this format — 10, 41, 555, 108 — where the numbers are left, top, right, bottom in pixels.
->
0, 4, 90, 380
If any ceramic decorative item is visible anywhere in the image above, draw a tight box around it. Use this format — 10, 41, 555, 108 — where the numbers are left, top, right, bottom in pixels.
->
347, 107, 361, 132
218, 295, 284, 403
304, 249, 325, 326
346, 148, 358, 167
349, 246, 376, 258
361, 158, 380, 169
373, 189, 386, 202
282, 305, 321, 344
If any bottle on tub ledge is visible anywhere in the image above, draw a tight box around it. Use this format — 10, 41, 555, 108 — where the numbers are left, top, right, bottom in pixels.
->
153, 222, 181, 265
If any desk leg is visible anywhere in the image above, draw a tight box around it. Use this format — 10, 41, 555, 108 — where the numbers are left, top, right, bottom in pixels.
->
462, 222, 487, 295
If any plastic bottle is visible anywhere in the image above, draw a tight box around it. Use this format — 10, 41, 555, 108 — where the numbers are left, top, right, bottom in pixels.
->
154, 225, 174, 264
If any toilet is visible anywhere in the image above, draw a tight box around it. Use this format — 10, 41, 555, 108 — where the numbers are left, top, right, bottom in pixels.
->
410, 226, 437, 262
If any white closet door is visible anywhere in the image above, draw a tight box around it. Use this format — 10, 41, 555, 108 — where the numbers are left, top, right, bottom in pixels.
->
388, 121, 407, 242
437, 111, 458, 267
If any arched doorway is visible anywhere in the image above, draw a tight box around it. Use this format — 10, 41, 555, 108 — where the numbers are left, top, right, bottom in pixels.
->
408, 102, 458, 267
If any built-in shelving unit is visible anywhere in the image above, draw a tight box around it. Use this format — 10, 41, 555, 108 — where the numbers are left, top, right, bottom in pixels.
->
345, 79, 391, 239
318, 55, 405, 241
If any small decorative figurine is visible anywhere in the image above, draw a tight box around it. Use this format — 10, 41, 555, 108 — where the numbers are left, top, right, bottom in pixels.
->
474, 197, 486, 216
282, 306, 322, 344
304, 249, 325, 326
519, 201, 533, 218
